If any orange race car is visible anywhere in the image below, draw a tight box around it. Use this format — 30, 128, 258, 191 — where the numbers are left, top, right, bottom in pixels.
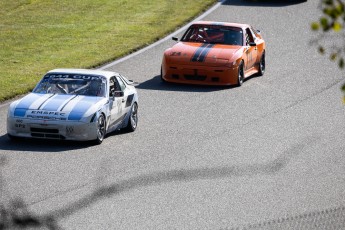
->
161, 21, 265, 86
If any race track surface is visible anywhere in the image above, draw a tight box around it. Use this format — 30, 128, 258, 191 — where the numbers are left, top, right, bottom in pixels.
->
0, 0, 344, 229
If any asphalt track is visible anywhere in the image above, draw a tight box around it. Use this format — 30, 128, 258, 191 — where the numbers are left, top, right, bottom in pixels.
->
1, 0, 345, 229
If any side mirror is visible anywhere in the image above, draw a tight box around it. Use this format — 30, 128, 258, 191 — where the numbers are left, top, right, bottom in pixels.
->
110, 89, 124, 97
172, 37, 178, 42
114, 91, 124, 97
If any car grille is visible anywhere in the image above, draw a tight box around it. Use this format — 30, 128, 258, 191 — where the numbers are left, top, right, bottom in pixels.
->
184, 75, 207, 81
30, 128, 65, 139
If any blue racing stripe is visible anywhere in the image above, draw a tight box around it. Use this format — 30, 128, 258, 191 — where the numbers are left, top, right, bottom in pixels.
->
68, 97, 102, 121
14, 108, 27, 117
41, 95, 75, 111
13, 93, 42, 117
15, 93, 41, 109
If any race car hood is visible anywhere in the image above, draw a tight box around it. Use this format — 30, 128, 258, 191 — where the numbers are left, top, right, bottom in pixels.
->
11, 93, 106, 121
165, 42, 242, 66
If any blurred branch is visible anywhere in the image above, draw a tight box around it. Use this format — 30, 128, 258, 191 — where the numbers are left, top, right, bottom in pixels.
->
311, 0, 345, 101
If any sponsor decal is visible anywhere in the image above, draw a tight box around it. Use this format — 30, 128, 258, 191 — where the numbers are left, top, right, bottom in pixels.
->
66, 126, 74, 134
191, 44, 215, 62
46, 74, 103, 81
15, 124, 26, 128
26, 110, 67, 120
210, 22, 225, 26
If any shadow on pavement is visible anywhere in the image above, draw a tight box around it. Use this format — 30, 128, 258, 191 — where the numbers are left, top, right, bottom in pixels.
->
0, 134, 94, 152
137, 75, 234, 92
48, 136, 318, 219
0, 136, 319, 229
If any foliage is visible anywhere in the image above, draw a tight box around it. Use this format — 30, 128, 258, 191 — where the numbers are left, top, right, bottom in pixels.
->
311, 0, 345, 102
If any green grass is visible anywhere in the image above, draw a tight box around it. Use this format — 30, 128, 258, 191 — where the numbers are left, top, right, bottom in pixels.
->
0, 0, 217, 102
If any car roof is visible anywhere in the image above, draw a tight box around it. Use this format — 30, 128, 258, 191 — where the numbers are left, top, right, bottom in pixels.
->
191, 21, 250, 29
47, 68, 119, 79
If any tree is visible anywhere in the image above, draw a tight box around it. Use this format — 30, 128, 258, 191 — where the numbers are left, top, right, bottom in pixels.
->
311, 0, 345, 102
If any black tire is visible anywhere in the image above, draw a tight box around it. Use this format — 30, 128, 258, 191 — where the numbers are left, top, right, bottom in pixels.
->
237, 61, 244, 87
124, 102, 138, 132
95, 114, 106, 144
258, 51, 265, 76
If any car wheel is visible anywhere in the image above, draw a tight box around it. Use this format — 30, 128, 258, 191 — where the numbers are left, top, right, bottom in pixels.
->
258, 51, 265, 76
95, 114, 106, 144
125, 102, 138, 132
237, 61, 244, 87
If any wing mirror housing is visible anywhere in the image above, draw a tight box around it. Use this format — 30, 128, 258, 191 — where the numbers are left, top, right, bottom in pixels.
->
110, 89, 124, 97
114, 91, 124, 97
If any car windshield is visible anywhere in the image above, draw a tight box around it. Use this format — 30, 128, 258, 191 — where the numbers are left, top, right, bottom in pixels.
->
181, 25, 243, 46
33, 73, 107, 97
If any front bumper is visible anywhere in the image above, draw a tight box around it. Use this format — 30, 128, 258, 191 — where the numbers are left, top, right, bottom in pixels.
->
7, 117, 98, 141
162, 63, 239, 86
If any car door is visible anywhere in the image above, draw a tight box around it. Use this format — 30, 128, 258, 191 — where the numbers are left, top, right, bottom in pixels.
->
244, 28, 258, 71
116, 75, 133, 116
108, 76, 126, 128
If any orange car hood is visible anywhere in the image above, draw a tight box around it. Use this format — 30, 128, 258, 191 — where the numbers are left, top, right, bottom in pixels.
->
166, 42, 242, 66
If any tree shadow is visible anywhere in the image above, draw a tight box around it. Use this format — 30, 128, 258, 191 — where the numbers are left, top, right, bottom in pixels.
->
47, 136, 318, 219
222, 0, 307, 7
0, 136, 319, 229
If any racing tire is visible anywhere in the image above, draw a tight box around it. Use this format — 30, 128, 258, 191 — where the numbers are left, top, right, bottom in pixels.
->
258, 51, 265, 76
124, 102, 138, 132
237, 61, 244, 87
95, 114, 106, 144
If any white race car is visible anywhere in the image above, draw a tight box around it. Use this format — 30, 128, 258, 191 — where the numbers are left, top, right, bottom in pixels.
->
7, 68, 138, 144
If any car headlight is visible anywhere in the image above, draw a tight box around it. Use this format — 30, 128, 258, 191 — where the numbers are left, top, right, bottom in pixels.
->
169, 51, 182, 56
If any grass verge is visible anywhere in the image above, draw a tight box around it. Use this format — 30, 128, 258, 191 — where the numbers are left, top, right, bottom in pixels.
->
0, 0, 217, 102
